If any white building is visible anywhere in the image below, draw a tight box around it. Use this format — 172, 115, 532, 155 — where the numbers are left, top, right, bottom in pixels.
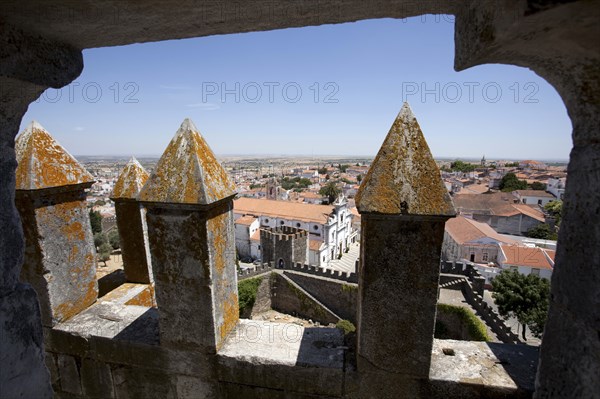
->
546, 177, 566, 200
234, 215, 260, 260
513, 190, 556, 206
233, 196, 356, 267
497, 244, 555, 280
442, 215, 517, 264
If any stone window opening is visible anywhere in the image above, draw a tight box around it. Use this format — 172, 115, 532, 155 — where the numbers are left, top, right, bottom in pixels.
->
1, 5, 596, 398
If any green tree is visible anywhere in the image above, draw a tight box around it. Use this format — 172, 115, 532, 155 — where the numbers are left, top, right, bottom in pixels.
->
339, 164, 349, 173
529, 181, 547, 190
499, 173, 528, 192
108, 229, 120, 250
94, 232, 108, 248
544, 200, 563, 226
89, 210, 103, 234
319, 182, 341, 204
298, 178, 312, 188
318, 167, 328, 175
492, 269, 550, 340
98, 243, 112, 266
527, 224, 557, 240
450, 160, 476, 173
356, 174, 363, 184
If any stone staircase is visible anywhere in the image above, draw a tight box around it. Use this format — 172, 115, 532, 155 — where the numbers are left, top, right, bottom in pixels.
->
328, 243, 360, 273
439, 277, 466, 290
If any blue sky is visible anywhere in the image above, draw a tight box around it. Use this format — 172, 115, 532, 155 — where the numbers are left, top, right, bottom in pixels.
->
20, 17, 571, 160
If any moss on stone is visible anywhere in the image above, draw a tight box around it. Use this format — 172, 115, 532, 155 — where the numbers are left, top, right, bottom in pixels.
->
436, 304, 490, 342
341, 283, 357, 293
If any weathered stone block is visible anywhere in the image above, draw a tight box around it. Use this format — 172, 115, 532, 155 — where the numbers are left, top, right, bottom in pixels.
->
0, 283, 52, 399
358, 217, 446, 377
44, 327, 91, 358
45, 352, 60, 391
218, 320, 345, 396
57, 354, 82, 395
111, 366, 175, 399
175, 375, 217, 399
80, 358, 115, 398
114, 201, 152, 284
17, 189, 98, 327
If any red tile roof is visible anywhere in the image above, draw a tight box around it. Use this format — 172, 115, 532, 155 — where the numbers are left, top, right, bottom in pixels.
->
235, 215, 258, 226
445, 216, 516, 245
234, 197, 333, 224
499, 244, 555, 269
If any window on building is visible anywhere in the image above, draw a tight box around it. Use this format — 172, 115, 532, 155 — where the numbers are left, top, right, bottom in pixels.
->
523, 198, 527, 204
264, 218, 269, 223
531, 268, 540, 276
296, 223, 301, 228
313, 225, 318, 230
482, 252, 489, 261
510, 266, 518, 272
280, 221, 285, 225
538, 199, 543, 205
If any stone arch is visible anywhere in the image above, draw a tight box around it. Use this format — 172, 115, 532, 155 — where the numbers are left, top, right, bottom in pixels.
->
1, 1, 598, 397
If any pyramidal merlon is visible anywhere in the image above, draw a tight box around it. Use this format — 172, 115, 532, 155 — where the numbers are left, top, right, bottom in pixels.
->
356, 102, 455, 216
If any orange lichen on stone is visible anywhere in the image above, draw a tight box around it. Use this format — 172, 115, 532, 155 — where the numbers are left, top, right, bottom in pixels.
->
112, 157, 149, 199
355, 102, 456, 216
125, 285, 155, 307
218, 291, 239, 349
208, 212, 228, 274
54, 279, 98, 322
15, 121, 94, 190
138, 119, 236, 205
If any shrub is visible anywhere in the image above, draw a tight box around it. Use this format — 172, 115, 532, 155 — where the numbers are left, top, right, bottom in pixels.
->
238, 277, 262, 316
336, 319, 356, 335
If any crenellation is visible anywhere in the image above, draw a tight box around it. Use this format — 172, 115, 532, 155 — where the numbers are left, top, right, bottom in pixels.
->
111, 157, 153, 285
15, 122, 98, 327
0, 111, 553, 397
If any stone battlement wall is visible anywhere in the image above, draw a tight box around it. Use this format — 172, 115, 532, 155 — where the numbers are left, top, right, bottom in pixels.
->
7, 117, 539, 398
259, 226, 309, 240
238, 262, 358, 284
440, 261, 521, 345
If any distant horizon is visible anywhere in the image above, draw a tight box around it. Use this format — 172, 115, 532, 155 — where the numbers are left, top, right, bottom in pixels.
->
75, 154, 570, 163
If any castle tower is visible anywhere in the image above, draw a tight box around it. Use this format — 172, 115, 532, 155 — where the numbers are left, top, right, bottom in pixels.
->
266, 177, 279, 200
355, 103, 455, 391
110, 157, 151, 284
15, 121, 98, 327
260, 226, 309, 268
138, 118, 238, 354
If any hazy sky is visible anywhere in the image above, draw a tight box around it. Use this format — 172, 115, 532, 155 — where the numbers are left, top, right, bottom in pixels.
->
20, 17, 572, 160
